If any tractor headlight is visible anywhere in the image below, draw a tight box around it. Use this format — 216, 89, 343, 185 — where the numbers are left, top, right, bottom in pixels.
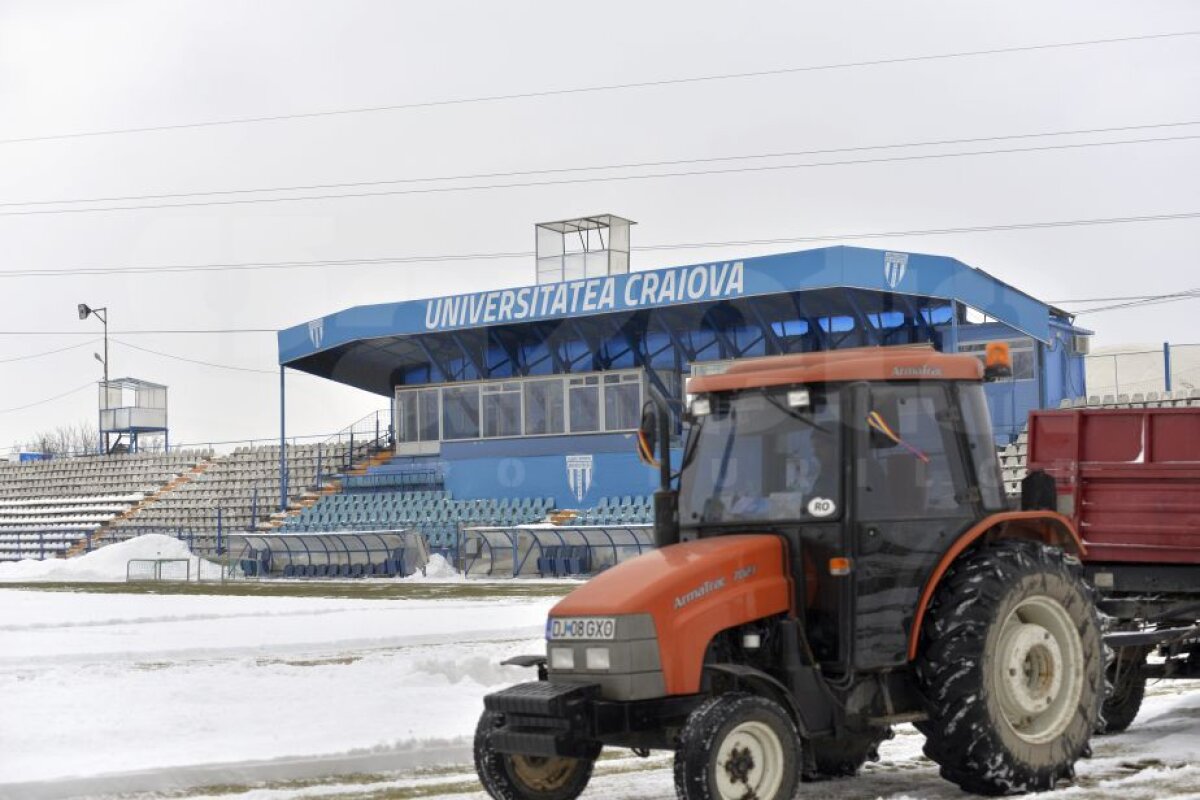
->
585, 647, 611, 671
550, 647, 575, 670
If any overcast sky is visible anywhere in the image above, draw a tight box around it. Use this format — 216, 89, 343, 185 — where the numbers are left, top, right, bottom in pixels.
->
2, 0, 1198, 453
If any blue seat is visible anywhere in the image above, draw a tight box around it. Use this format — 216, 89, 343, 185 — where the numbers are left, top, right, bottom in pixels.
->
538, 546, 560, 577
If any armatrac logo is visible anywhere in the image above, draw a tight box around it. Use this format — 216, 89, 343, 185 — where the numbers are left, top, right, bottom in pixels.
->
673, 577, 726, 610
893, 365, 942, 378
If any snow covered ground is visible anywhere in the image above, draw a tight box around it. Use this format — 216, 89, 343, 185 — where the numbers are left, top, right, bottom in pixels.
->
2, 582, 1198, 800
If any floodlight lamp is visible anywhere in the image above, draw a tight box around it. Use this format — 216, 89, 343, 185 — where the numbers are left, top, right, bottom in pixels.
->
94, 353, 104, 365
78, 303, 91, 320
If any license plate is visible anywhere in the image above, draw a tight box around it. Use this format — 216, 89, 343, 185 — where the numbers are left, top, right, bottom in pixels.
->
547, 617, 617, 641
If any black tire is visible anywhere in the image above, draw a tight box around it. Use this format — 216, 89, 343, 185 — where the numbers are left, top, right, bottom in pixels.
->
915, 540, 1103, 795
803, 727, 891, 780
674, 692, 800, 800
473, 710, 595, 800
1097, 649, 1147, 734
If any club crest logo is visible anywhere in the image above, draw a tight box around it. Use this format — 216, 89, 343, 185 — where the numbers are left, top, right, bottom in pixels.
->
566, 454, 594, 503
883, 251, 909, 289
308, 318, 325, 349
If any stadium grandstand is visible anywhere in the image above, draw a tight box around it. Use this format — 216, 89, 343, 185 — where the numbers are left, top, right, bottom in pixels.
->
0, 215, 1099, 571
275, 215, 1092, 518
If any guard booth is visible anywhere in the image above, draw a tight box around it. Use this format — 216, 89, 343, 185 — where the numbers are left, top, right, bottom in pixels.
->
99, 378, 168, 453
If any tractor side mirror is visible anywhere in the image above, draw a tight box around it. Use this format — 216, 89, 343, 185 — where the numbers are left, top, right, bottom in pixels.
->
637, 403, 659, 467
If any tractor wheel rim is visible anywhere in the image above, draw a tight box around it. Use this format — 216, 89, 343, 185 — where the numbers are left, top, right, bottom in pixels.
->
714, 720, 785, 800
994, 594, 1085, 744
510, 754, 576, 791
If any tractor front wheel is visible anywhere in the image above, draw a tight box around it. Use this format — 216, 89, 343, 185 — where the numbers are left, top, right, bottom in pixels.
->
674, 692, 800, 800
916, 539, 1103, 795
474, 710, 595, 800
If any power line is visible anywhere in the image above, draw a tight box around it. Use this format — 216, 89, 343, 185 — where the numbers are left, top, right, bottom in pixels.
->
3, 30, 1196, 145
635, 211, 1200, 253
109, 338, 332, 377
1051, 293, 1171, 303
5, 119, 1198, 209
110, 338, 277, 374
0, 329, 275, 336
1074, 288, 1200, 314
0, 381, 94, 415
3, 133, 1197, 218
0, 338, 99, 364
2, 210, 1199, 282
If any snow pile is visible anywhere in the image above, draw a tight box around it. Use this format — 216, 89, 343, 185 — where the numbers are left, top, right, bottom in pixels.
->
401, 553, 463, 582
0, 534, 215, 583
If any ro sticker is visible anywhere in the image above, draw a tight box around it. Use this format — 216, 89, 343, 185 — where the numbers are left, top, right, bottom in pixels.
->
807, 497, 836, 518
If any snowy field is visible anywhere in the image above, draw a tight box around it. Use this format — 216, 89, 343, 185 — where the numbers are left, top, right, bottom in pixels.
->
1, 543, 1198, 800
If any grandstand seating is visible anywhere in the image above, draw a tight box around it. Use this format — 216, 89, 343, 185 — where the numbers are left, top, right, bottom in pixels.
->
280, 490, 554, 549
570, 495, 654, 526
0, 452, 207, 561
105, 442, 352, 553
279, 488, 654, 554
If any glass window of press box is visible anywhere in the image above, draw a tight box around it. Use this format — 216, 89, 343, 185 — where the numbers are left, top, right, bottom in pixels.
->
395, 370, 646, 452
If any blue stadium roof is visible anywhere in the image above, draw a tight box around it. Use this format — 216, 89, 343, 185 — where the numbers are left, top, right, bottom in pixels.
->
278, 246, 1074, 397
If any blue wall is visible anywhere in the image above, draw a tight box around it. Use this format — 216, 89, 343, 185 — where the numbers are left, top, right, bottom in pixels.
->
412, 434, 675, 507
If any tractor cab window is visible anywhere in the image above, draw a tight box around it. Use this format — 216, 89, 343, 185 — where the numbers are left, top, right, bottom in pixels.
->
680, 387, 841, 526
857, 384, 969, 518
959, 383, 1005, 509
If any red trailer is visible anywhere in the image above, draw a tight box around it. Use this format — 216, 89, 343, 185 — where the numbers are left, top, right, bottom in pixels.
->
1026, 406, 1200, 733
1028, 406, 1200, 565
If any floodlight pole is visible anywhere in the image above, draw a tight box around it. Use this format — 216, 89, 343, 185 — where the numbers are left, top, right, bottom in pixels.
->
79, 304, 109, 454
79, 305, 109, 384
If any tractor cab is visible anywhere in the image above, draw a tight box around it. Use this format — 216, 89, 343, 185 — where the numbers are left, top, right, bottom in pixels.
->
661, 345, 1009, 670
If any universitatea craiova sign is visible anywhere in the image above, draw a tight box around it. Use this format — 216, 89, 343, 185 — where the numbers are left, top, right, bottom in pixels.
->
423, 262, 745, 331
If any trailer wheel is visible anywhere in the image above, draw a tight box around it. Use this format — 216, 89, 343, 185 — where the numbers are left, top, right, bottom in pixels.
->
473, 710, 595, 800
803, 727, 890, 780
916, 540, 1103, 795
674, 692, 800, 800
1098, 649, 1147, 734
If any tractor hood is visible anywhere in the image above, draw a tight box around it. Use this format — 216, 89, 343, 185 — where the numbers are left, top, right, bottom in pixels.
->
551, 535, 792, 694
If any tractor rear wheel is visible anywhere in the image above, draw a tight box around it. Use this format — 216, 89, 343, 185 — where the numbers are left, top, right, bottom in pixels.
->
803, 727, 890, 780
1098, 648, 1147, 734
916, 540, 1103, 795
674, 692, 800, 800
474, 710, 596, 800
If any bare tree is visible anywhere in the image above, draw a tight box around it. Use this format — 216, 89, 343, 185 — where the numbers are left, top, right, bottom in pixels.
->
19, 421, 101, 456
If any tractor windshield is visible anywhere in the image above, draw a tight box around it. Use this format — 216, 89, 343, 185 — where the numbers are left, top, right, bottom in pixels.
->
680, 387, 842, 526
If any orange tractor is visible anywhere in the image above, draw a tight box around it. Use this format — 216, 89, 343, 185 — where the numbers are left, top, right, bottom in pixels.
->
475, 345, 1106, 800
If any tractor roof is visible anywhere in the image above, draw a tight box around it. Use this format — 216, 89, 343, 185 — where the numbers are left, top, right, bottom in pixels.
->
687, 345, 983, 393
